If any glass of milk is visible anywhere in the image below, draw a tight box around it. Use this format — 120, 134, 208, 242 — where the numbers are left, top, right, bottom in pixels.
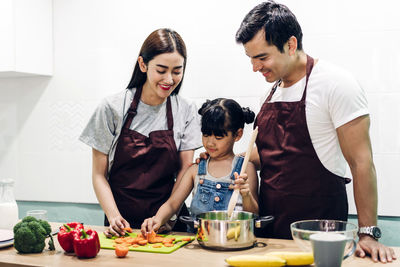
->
0, 178, 19, 230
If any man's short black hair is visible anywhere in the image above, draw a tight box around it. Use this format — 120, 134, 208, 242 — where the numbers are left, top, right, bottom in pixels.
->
235, 1, 303, 53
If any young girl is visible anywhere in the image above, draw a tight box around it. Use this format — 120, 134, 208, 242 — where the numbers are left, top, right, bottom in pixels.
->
141, 98, 259, 234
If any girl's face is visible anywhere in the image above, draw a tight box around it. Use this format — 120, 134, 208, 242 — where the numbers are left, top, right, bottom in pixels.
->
139, 51, 184, 103
202, 129, 242, 159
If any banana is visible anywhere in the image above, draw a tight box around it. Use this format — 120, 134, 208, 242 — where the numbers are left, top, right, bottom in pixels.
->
265, 251, 314, 266
225, 255, 286, 267
226, 225, 241, 241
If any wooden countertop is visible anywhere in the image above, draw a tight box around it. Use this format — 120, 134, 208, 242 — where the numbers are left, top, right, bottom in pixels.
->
0, 223, 398, 267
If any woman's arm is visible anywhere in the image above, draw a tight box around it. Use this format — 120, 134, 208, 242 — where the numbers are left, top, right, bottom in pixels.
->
141, 164, 196, 234
236, 161, 259, 214
92, 148, 129, 237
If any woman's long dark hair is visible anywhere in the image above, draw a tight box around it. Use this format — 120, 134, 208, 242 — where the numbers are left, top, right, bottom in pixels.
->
126, 28, 187, 95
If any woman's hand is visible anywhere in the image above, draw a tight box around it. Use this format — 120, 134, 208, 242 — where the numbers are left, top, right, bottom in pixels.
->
104, 215, 130, 238
234, 172, 250, 197
141, 216, 162, 236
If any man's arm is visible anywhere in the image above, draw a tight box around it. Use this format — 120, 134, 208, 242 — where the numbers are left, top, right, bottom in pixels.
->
337, 115, 395, 263
249, 146, 261, 170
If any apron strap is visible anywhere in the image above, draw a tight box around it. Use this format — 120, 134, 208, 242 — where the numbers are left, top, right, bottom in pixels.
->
265, 55, 315, 103
123, 86, 142, 129
300, 55, 315, 102
166, 96, 173, 131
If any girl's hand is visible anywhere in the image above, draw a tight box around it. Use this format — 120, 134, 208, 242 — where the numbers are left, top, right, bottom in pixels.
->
141, 216, 162, 236
104, 215, 130, 238
234, 172, 250, 197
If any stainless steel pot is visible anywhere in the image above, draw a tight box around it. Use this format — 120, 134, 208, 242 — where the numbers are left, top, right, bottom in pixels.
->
180, 211, 274, 250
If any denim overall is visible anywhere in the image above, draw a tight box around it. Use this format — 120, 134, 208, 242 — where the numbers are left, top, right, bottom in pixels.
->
190, 156, 244, 218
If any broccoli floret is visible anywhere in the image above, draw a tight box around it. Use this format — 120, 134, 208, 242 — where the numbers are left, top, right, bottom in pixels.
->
13, 216, 55, 253
38, 220, 55, 250
38, 219, 51, 235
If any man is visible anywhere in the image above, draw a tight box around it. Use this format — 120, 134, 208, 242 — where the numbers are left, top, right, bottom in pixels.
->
235, 1, 396, 263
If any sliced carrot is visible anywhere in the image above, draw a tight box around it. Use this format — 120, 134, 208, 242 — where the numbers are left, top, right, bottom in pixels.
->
153, 237, 164, 243
130, 237, 141, 244
162, 237, 175, 243
132, 244, 140, 247
138, 239, 148, 246
147, 231, 157, 243
182, 237, 192, 241
114, 238, 126, 244
152, 244, 162, 248
136, 233, 144, 239
115, 245, 129, 258
164, 243, 174, 247
123, 237, 135, 244
123, 227, 133, 233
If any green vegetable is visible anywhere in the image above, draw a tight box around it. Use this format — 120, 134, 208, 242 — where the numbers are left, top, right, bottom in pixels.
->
13, 216, 55, 253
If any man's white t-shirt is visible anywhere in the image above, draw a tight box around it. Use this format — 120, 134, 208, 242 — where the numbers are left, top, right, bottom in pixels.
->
263, 59, 369, 177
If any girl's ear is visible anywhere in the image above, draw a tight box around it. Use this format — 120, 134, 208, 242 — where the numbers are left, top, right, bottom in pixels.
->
138, 56, 147, 73
234, 128, 243, 142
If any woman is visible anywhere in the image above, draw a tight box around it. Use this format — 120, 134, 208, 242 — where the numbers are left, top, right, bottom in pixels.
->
79, 28, 202, 236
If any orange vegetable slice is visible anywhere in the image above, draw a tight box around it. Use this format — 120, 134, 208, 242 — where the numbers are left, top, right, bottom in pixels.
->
147, 231, 157, 243
123, 227, 133, 233
138, 239, 148, 246
115, 245, 129, 258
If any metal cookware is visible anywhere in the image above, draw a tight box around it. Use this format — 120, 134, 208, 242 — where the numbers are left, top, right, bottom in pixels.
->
180, 211, 274, 250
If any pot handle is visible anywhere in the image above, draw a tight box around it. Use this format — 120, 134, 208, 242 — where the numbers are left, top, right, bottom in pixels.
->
179, 216, 197, 229
255, 215, 274, 229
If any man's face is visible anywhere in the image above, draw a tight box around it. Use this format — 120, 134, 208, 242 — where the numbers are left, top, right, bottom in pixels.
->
244, 30, 290, 83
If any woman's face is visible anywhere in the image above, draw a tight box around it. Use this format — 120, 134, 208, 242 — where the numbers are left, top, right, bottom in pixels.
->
139, 51, 184, 104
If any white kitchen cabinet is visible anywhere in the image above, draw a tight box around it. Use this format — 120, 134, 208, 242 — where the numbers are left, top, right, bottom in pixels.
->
0, 0, 53, 77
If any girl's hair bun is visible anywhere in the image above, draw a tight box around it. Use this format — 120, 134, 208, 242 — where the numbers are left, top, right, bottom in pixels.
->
242, 107, 255, 124
198, 99, 214, 115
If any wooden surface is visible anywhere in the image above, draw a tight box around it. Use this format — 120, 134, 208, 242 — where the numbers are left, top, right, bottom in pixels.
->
0, 223, 398, 267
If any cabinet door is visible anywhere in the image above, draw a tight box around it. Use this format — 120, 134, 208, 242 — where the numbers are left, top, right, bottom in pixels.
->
0, 0, 53, 77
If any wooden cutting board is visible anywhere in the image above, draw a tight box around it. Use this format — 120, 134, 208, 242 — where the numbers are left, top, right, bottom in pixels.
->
99, 232, 195, 254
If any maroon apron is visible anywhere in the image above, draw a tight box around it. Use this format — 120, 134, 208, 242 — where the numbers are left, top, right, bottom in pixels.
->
107, 86, 188, 230
255, 55, 349, 239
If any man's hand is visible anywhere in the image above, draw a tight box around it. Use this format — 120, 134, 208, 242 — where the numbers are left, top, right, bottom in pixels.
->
356, 235, 397, 263
192, 151, 209, 165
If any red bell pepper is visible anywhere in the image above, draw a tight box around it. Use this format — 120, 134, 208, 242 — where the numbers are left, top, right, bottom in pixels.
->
73, 228, 100, 258
57, 222, 84, 253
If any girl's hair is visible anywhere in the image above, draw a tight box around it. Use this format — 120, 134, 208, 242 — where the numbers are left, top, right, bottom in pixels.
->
126, 28, 187, 95
198, 98, 255, 137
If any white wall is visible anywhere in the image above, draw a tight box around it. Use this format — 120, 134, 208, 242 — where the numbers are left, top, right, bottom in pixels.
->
0, 0, 399, 216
